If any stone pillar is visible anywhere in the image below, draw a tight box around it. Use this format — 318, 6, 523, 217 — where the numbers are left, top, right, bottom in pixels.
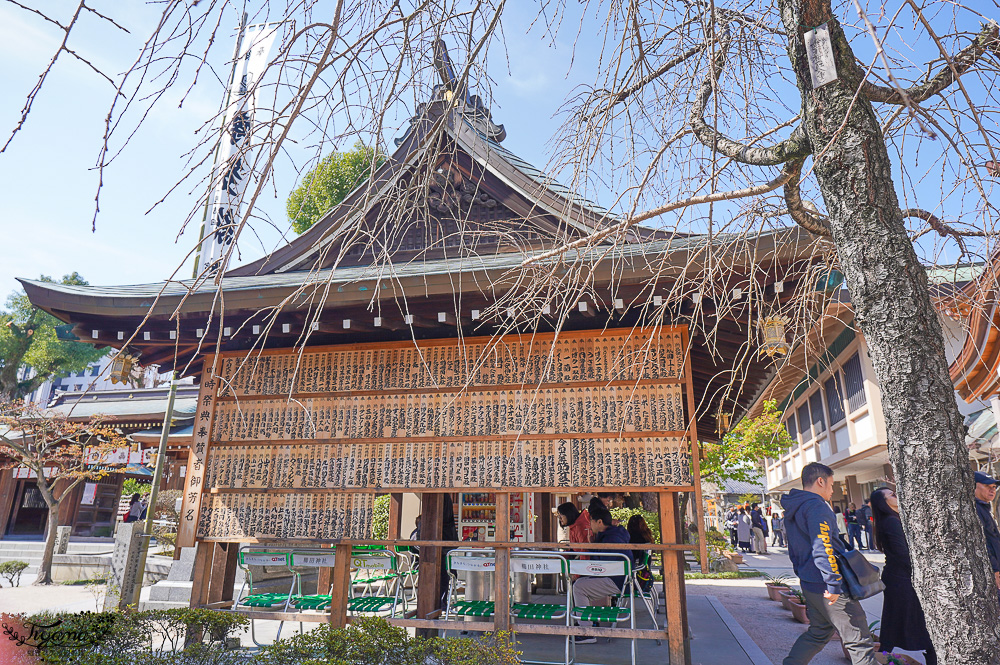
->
845, 475, 862, 507
104, 522, 144, 611
54, 526, 72, 555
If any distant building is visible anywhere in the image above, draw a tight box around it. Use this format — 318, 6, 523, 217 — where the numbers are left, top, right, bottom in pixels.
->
0, 384, 199, 539
19, 351, 186, 406
746, 265, 990, 507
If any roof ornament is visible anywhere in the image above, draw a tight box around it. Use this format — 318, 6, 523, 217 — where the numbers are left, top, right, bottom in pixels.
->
395, 39, 506, 145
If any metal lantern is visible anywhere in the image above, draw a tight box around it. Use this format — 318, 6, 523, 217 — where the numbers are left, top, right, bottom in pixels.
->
109, 352, 135, 385
715, 410, 731, 434
759, 316, 790, 358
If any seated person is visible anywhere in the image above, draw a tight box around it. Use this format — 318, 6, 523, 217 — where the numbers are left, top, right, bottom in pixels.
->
572, 499, 634, 644
557, 501, 592, 544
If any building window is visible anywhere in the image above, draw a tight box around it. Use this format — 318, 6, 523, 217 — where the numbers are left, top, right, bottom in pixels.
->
809, 391, 826, 433
825, 374, 846, 425
843, 352, 868, 412
785, 414, 797, 442
90, 366, 99, 376
797, 403, 811, 441
74, 384, 82, 391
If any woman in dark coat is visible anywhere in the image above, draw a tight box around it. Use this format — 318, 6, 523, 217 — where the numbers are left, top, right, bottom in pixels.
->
870, 487, 936, 665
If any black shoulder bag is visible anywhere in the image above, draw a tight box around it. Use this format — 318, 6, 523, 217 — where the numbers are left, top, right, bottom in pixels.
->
833, 549, 884, 600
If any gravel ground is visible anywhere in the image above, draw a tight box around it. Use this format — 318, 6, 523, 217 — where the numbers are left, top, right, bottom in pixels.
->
685, 547, 888, 665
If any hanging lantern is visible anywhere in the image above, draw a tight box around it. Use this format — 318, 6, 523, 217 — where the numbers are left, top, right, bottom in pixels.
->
109, 352, 136, 385
715, 410, 732, 434
759, 316, 790, 358
814, 268, 845, 293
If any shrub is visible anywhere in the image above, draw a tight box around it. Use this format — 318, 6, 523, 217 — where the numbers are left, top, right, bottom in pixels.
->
26, 610, 518, 665
152, 490, 182, 556
608, 507, 660, 543
372, 494, 391, 540
121, 479, 152, 497
28, 607, 248, 665
257, 617, 519, 665
0, 560, 29, 586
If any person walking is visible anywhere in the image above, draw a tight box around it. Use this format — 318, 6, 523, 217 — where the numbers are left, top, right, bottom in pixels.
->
846, 503, 864, 551
870, 487, 936, 665
771, 511, 786, 547
737, 507, 753, 552
750, 502, 769, 554
973, 470, 1000, 594
123, 493, 143, 523
726, 507, 739, 548
781, 462, 878, 665
834, 506, 853, 550
858, 500, 873, 550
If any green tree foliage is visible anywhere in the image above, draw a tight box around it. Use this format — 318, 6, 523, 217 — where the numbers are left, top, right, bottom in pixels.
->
0, 273, 105, 401
286, 143, 385, 234
700, 400, 794, 485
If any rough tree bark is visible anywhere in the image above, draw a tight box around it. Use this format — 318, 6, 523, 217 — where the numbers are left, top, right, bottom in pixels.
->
778, 0, 1000, 660
33, 480, 62, 586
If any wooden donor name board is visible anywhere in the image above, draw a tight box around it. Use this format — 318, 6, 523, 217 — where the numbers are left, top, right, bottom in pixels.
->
191, 327, 695, 542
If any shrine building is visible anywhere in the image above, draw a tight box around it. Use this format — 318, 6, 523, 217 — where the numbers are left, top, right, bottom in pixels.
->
20, 45, 827, 662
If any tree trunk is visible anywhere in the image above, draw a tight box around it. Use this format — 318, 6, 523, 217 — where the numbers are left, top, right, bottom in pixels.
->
779, 1, 1000, 660
33, 502, 60, 586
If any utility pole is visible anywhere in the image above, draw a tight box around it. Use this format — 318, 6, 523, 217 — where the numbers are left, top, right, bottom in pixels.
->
130, 375, 178, 606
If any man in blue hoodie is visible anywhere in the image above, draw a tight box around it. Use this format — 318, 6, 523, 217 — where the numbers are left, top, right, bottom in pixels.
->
781, 463, 878, 665
571, 501, 634, 644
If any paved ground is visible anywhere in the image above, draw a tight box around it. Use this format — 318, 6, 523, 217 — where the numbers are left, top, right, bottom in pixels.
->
0, 545, 906, 665
0, 583, 102, 615
690, 546, 888, 665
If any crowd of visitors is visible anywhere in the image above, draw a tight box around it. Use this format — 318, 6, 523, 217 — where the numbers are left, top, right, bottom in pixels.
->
766, 461, 1000, 664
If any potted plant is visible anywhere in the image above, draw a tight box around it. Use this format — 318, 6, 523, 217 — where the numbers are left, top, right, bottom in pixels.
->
788, 589, 809, 624
764, 573, 792, 601
779, 588, 798, 611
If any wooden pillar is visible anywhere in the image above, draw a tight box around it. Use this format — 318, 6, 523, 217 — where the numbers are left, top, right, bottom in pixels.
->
682, 327, 709, 571
206, 542, 230, 605
494, 492, 511, 633
388, 493, 403, 540
328, 543, 353, 628
660, 491, 690, 665
416, 493, 444, 636
317, 543, 333, 595
537, 492, 553, 543
189, 542, 215, 607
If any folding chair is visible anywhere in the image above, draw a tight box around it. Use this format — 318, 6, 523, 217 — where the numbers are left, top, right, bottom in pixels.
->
443, 549, 498, 634
569, 554, 636, 665
347, 549, 406, 617
286, 549, 339, 612
510, 551, 572, 665
235, 548, 294, 646
613, 549, 660, 641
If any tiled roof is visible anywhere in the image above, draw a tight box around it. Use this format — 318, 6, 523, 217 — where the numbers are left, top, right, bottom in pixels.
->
48, 387, 200, 421
19, 229, 801, 302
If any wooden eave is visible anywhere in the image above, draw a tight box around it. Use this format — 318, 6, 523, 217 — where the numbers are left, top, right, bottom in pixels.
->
949, 259, 1000, 402
20, 228, 828, 444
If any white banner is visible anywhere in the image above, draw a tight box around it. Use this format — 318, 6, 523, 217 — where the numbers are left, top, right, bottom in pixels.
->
12, 467, 55, 479
81, 482, 98, 505
199, 24, 279, 275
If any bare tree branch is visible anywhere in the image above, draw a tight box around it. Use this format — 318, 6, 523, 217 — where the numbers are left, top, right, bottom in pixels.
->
857, 20, 999, 106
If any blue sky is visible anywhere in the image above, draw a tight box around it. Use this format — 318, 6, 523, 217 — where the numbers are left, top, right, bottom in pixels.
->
0, 2, 598, 295
0, 2, 991, 299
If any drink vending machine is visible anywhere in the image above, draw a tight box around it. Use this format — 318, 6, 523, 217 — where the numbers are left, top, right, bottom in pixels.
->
457, 492, 535, 542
